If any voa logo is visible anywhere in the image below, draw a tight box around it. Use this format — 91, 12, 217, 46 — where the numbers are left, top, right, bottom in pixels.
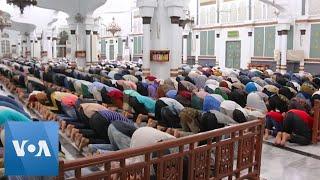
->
12, 140, 51, 157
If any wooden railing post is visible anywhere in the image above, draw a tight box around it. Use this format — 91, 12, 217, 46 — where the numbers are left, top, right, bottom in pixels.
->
312, 100, 320, 144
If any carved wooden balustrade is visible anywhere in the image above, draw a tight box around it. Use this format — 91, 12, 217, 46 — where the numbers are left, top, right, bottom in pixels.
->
58, 119, 264, 180
312, 100, 320, 144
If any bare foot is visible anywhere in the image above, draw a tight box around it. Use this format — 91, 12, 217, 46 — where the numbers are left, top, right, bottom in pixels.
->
166, 128, 174, 136
66, 124, 75, 137
147, 119, 158, 128
60, 121, 67, 133
173, 129, 182, 138
79, 137, 90, 149
71, 128, 80, 141
75, 133, 83, 146
136, 114, 148, 124
157, 125, 167, 132
263, 129, 270, 140
280, 133, 291, 146
274, 132, 282, 145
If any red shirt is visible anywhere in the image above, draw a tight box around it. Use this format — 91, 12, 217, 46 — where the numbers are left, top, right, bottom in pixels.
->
61, 95, 78, 107
267, 111, 283, 122
289, 109, 314, 129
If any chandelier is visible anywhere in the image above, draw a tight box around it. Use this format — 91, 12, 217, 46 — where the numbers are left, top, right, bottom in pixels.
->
74, 13, 84, 23
107, 17, 121, 37
0, 13, 12, 32
7, 0, 38, 14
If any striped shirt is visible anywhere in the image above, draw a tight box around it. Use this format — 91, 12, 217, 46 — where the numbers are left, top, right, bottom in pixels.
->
97, 110, 133, 124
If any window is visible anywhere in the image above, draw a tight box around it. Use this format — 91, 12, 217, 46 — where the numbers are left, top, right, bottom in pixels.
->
287, 26, 294, 50
254, 26, 275, 57
310, 24, 320, 58
200, 30, 215, 56
133, 36, 143, 55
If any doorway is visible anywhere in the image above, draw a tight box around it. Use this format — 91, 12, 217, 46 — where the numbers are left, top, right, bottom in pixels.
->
109, 45, 114, 60
225, 41, 241, 69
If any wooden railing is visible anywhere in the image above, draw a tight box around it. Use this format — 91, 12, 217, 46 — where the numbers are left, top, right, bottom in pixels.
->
58, 120, 264, 180
312, 100, 320, 144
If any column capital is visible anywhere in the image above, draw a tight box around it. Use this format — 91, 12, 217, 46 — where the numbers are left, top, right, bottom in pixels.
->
30, 40, 33, 43
183, 35, 188, 39
277, 31, 282, 36
93, 31, 98, 35
35, 41, 38, 43
47, 37, 51, 40
179, 20, 187, 28
281, 30, 288, 35
86, 30, 91, 35
70, 30, 76, 35
52, 37, 58, 41
142, 17, 152, 24
170, 16, 180, 24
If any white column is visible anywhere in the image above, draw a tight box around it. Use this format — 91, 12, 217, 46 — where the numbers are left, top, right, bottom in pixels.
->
34, 39, 40, 59
86, 30, 91, 64
142, 17, 151, 76
91, 31, 98, 63
183, 34, 188, 64
42, 35, 48, 62
47, 37, 52, 60
195, 32, 200, 65
70, 30, 76, 59
276, 30, 282, 72
30, 40, 34, 58
280, 30, 288, 74
52, 37, 57, 59
122, 39, 126, 61
17, 42, 21, 57
170, 16, 181, 77
22, 40, 27, 58
26, 36, 31, 59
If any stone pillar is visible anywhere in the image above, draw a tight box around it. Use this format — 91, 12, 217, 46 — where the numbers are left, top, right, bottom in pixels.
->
47, 37, 52, 60
215, 32, 221, 67
276, 30, 282, 72
52, 37, 57, 59
86, 30, 91, 64
182, 34, 188, 64
92, 31, 98, 63
142, 16, 152, 76
42, 33, 48, 62
16, 42, 21, 57
170, 16, 181, 77
195, 33, 200, 65
280, 30, 288, 74
26, 36, 31, 59
22, 40, 27, 58
30, 40, 34, 58
70, 30, 76, 59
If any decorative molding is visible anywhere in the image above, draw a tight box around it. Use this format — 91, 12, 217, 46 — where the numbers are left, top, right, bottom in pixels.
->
295, 18, 320, 23
170, 16, 180, 24
142, 17, 152, 24
282, 30, 288, 35
193, 21, 278, 31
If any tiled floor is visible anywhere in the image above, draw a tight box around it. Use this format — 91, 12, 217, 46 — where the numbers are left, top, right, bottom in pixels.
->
261, 143, 320, 180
